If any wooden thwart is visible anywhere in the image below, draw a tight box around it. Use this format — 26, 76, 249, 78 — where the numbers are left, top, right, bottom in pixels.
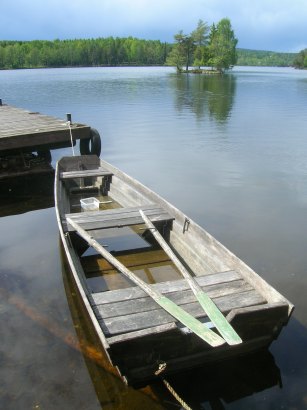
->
139, 209, 242, 346
66, 217, 226, 347
65, 205, 174, 232
60, 168, 113, 179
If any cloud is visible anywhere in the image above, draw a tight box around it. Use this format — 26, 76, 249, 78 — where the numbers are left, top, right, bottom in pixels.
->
1, 0, 307, 51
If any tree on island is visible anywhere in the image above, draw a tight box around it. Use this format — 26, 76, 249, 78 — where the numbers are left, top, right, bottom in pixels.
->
167, 18, 238, 73
166, 20, 208, 72
208, 18, 238, 73
166, 30, 195, 72
191, 19, 210, 69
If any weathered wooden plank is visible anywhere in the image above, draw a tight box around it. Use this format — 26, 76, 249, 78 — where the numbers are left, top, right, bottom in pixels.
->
92, 270, 241, 305
60, 169, 113, 179
107, 303, 289, 346
107, 323, 179, 344
66, 204, 168, 221
227, 302, 290, 340
65, 205, 174, 231
99, 290, 266, 336
96, 280, 252, 319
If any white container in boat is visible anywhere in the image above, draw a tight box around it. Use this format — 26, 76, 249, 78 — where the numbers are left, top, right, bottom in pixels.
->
80, 197, 100, 211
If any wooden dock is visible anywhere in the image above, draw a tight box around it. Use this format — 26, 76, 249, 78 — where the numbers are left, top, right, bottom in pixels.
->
0, 101, 101, 179
0, 102, 91, 153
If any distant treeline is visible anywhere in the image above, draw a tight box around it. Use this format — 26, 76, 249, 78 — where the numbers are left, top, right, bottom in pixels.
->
0, 38, 170, 69
236, 49, 297, 67
0, 38, 298, 69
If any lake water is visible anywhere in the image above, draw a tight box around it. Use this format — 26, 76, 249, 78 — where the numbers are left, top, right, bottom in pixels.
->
1, 66, 307, 409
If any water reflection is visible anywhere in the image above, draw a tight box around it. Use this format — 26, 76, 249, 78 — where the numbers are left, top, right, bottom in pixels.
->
166, 350, 281, 409
172, 73, 236, 123
0, 171, 54, 217
1, 66, 306, 408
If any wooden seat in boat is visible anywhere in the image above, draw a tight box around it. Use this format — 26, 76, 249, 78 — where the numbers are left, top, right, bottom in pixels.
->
60, 168, 113, 179
64, 205, 174, 232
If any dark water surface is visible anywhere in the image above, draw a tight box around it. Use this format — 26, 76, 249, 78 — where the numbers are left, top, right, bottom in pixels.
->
1, 66, 307, 409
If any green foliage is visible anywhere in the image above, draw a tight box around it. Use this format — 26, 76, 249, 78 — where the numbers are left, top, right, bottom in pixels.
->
173, 30, 196, 72
0, 37, 170, 69
168, 18, 238, 73
0, 32, 299, 71
166, 44, 185, 72
293, 49, 307, 69
192, 19, 209, 68
237, 48, 296, 67
207, 18, 238, 72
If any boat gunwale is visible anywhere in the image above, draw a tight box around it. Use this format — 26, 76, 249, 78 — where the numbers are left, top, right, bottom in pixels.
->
55, 158, 111, 352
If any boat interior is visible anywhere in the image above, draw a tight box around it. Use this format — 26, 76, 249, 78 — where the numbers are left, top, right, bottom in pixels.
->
56, 156, 292, 382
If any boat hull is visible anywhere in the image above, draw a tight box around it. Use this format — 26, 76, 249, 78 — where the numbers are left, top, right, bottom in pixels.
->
55, 155, 293, 386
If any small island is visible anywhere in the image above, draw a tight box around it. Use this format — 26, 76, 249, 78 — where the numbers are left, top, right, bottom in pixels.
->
166, 18, 238, 74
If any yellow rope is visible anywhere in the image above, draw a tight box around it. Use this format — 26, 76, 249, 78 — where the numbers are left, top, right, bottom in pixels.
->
162, 378, 193, 410
155, 362, 192, 410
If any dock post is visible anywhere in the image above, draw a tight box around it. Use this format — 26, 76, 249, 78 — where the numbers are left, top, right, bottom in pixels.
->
0, 99, 2, 106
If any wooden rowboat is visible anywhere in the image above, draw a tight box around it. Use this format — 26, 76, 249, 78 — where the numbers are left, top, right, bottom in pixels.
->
55, 155, 293, 386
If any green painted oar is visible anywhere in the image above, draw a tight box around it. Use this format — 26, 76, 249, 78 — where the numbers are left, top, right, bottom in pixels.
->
66, 217, 225, 347
139, 210, 242, 346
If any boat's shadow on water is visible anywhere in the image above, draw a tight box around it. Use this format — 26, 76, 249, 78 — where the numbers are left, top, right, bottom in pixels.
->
0, 169, 55, 217
163, 349, 281, 409
61, 241, 304, 410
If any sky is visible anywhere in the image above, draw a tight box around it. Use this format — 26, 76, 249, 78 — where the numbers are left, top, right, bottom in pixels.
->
1, 0, 307, 52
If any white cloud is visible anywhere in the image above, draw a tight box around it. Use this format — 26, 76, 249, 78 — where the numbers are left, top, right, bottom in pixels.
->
1, 0, 307, 51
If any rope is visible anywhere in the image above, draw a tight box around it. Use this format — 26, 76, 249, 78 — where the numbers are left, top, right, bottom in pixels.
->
67, 121, 75, 156
162, 378, 192, 410
155, 362, 193, 410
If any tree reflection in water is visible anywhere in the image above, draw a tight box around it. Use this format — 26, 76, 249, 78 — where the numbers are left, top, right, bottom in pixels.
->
172, 73, 236, 124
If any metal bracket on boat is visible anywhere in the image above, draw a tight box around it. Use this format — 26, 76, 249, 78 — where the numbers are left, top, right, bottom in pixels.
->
183, 218, 190, 233
155, 361, 167, 376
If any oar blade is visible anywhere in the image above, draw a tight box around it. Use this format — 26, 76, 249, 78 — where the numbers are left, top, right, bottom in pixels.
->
196, 292, 242, 345
159, 296, 225, 347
